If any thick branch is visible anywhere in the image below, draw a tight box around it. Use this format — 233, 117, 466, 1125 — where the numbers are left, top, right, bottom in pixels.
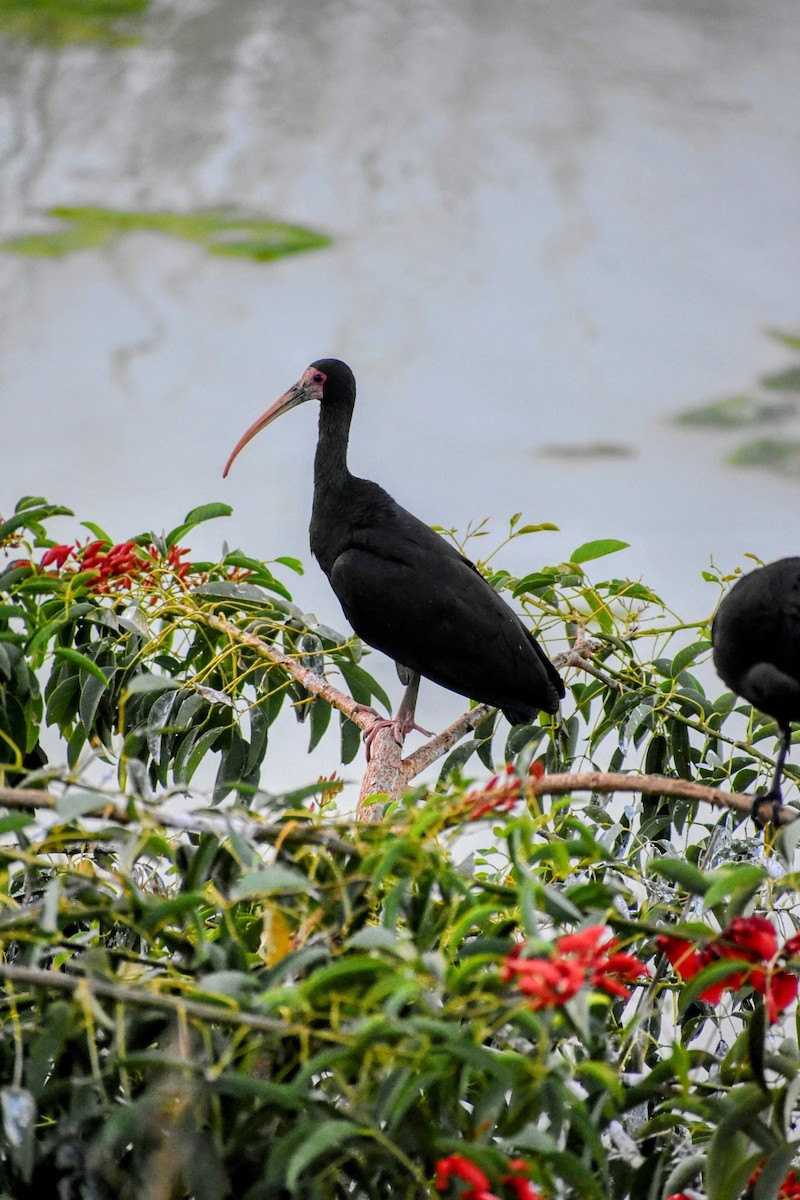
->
357, 726, 404, 817
400, 704, 491, 781
527, 770, 797, 826
5, 765, 797, 831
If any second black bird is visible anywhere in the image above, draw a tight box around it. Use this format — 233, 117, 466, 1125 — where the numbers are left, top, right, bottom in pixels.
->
712, 556, 800, 823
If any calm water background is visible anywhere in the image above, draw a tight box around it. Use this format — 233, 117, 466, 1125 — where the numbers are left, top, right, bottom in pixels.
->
2, 0, 799, 787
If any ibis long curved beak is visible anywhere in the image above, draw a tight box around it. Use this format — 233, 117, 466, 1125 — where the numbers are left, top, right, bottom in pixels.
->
223, 371, 322, 477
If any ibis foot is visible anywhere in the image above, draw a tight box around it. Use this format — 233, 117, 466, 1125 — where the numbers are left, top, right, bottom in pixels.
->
750, 722, 792, 828
750, 789, 783, 829
355, 673, 432, 762
361, 714, 433, 761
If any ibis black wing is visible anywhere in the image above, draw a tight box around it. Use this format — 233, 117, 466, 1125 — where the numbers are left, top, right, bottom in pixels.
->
328, 497, 563, 718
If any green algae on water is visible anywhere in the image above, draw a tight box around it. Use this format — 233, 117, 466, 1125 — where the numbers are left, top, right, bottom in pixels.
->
1, 207, 332, 263
0, 0, 148, 47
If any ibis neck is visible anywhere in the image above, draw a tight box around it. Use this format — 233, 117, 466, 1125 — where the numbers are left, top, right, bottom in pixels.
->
314, 396, 354, 494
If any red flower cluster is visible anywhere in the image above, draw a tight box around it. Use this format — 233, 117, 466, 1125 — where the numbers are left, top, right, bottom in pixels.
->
309, 772, 344, 809
434, 1155, 542, 1200
502, 926, 650, 1010
657, 916, 800, 1024
468, 760, 545, 821
81, 539, 145, 591
37, 539, 197, 595
749, 1162, 800, 1198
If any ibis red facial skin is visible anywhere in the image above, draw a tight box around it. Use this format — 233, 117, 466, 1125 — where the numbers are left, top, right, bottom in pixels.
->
712, 557, 800, 824
224, 358, 564, 735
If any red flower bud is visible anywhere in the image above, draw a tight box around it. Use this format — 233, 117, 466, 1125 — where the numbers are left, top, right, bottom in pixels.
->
40, 544, 73, 569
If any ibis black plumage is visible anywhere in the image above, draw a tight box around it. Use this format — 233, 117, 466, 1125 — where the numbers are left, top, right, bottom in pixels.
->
712, 557, 800, 824
223, 359, 564, 750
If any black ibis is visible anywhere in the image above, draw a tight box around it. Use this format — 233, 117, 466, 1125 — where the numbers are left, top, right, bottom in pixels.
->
223, 359, 564, 752
712, 557, 800, 824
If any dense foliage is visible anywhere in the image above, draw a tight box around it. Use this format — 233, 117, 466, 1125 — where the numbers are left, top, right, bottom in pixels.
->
0, 496, 799, 1200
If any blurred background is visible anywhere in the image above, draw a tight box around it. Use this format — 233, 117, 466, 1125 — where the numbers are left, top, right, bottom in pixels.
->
1, 0, 799, 786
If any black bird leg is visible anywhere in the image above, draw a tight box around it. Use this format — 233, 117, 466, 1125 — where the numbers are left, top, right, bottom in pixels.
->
751, 721, 792, 828
358, 672, 432, 761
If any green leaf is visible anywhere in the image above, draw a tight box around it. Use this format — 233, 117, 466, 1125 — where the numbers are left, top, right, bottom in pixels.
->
671, 640, 712, 676
728, 439, 800, 475
338, 661, 391, 712
0, 812, 37, 834
649, 858, 708, 894
0, 503, 72, 543
678, 957, 756, 1012
3, 209, 332, 265
285, 1119, 360, 1190
569, 538, 629, 564
705, 1084, 771, 1200
703, 863, 766, 911
768, 329, 800, 350
515, 522, 559, 534
308, 698, 332, 753
274, 556, 304, 574
27, 602, 94, 656
675, 394, 798, 428
213, 1074, 305, 1110
340, 715, 361, 765
761, 365, 800, 391
80, 520, 113, 542
165, 502, 233, 548
56, 791, 114, 820
177, 726, 224, 784
124, 673, 179, 696
231, 866, 317, 900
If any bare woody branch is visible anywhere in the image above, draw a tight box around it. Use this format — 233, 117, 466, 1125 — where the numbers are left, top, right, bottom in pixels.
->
2, 771, 796, 832
511, 770, 797, 827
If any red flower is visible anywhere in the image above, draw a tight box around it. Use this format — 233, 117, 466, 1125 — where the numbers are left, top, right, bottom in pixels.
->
659, 932, 747, 998
658, 917, 799, 1023
501, 1159, 543, 1200
782, 931, 800, 958
750, 1163, 800, 1198
720, 915, 777, 962
554, 926, 649, 999
434, 1154, 502, 1199
435, 1155, 491, 1191
468, 764, 521, 820
40, 544, 73, 569
78, 539, 146, 593
557, 926, 607, 955
165, 543, 193, 579
503, 928, 649, 1010
751, 965, 798, 1024
508, 955, 587, 1008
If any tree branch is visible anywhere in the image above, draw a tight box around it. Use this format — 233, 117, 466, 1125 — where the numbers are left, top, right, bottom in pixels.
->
400, 704, 491, 781
0, 787, 357, 854
0, 961, 300, 1035
523, 770, 797, 826
196, 609, 375, 732
4, 769, 794, 833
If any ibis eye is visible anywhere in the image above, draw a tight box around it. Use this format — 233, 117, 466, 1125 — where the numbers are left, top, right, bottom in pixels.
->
313, 372, 325, 384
